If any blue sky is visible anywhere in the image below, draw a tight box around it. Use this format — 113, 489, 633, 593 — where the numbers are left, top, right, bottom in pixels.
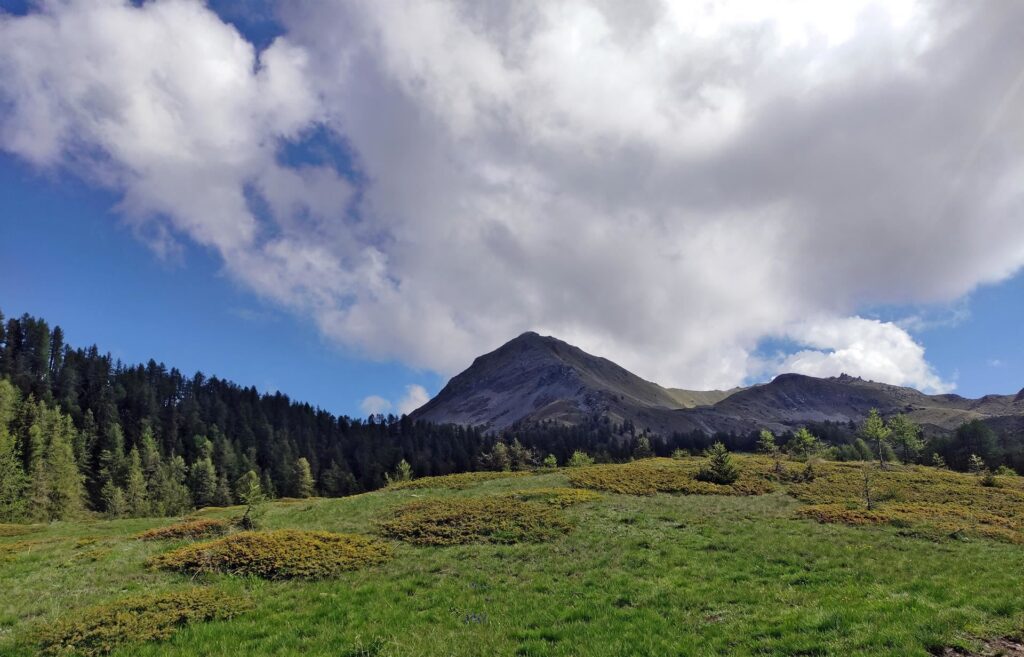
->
1, 0, 1022, 411
0, 155, 444, 418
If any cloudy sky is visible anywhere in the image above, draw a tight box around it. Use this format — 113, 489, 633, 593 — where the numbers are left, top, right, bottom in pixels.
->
1, 0, 1023, 416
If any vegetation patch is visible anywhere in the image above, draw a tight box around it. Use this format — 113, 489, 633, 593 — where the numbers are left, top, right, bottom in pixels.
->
500, 487, 601, 507
567, 457, 774, 496
37, 588, 250, 656
136, 518, 230, 541
387, 470, 532, 490
0, 523, 42, 537
790, 461, 1024, 543
149, 530, 391, 579
377, 497, 572, 545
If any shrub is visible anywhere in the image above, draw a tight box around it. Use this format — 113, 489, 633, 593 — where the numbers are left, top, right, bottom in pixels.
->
377, 497, 572, 545
566, 451, 595, 468
695, 443, 740, 485
789, 460, 1024, 543
150, 530, 391, 579
0, 523, 41, 537
387, 470, 531, 490
501, 487, 601, 507
37, 588, 250, 656
542, 454, 558, 469
567, 458, 773, 496
136, 518, 230, 541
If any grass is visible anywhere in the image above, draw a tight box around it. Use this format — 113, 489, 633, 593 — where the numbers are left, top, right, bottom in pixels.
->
1, 456, 1023, 656
386, 471, 533, 490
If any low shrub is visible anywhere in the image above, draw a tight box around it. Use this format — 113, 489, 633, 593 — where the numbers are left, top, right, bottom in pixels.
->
37, 588, 250, 656
149, 530, 391, 579
377, 497, 572, 545
136, 518, 230, 541
567, 458, 774, 496
501, 487, 601, 507
387, 470, 532, 490
790, 461, 1024, 543
0, 523, 42, 537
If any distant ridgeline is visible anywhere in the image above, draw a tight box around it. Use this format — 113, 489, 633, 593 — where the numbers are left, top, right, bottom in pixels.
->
0, 309, 1021, 523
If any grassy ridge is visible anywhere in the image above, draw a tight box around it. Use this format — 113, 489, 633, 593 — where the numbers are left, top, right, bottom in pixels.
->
2, 458, 1024, 656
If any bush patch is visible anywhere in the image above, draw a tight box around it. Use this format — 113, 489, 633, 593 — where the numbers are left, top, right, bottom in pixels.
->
137, 518, 230, 541
501, 487, 601, 507
387, 470, 532, 490
377, 497, 572, 545
37, 588, 250, 656
567, 458, 774, 496
149, 530, 391, 579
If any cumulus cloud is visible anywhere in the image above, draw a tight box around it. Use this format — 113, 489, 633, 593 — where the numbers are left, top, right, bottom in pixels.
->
359, 395, 392, 416
397, 385, 431, 415
359, 385, 430, 416
3, 0, 1024, 393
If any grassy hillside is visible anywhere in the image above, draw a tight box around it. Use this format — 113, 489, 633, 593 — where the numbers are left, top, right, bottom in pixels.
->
3, 457, 1024, 656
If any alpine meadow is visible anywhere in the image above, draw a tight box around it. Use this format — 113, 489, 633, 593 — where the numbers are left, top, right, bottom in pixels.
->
2, 1, 1024, 656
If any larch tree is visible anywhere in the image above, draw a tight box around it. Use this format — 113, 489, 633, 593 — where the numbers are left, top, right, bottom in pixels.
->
294, 457, 315, 498
123, 446, 150, 518
860, 409, 893, 469
887, 414, 923, 464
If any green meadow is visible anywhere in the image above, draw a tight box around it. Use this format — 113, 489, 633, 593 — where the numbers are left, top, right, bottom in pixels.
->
3, 456, 1024, 656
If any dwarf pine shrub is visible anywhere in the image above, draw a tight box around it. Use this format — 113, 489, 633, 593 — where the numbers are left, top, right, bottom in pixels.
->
387, 470, 531, 490
37, 588, 250, 656
501, 487, 601, 507
377, 497, 572, 545
136, 518, 230, 541
567, 458, 773, 496
150, 530, 391, 579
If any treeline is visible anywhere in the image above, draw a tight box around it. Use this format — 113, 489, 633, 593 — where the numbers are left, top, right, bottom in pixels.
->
0, 310, 501, 521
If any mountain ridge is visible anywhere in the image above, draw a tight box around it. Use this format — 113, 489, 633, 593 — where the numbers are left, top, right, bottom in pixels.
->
412, 332, 1023, 435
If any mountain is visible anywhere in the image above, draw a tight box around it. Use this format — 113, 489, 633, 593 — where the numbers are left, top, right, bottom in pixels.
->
412, 332, 1024, 435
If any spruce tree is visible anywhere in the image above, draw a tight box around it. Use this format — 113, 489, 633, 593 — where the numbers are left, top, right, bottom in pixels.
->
696, 442, 739, 485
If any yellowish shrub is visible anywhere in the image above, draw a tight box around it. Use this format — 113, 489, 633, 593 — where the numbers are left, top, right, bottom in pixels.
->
0, 523, 42, 537
567, 457, 775, 496
149, 530, 391, 579
37, 588, 250, 656
501, 487, 602, 507
377, 497, 572, 545
136, 518, 230, 541
791, 461, 1024, 543
387, 470, 532, 490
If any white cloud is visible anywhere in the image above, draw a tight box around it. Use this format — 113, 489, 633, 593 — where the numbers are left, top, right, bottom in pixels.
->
359, 385, 430, 416
3, 0, 1024, 393
359, 395, 392, 416
772, 317, 952, 393
397, 385, 430, 415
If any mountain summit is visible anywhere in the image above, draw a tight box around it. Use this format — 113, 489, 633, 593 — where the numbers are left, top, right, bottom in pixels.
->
412, 333, 1024, 435
411, 332, 733, 431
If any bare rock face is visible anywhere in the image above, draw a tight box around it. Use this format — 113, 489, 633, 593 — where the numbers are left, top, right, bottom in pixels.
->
410, 332, 1023, 435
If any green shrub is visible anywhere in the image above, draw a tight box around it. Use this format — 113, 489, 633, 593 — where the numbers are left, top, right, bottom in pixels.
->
37, 588, 250, 656
566, 451, 595, 468
386, 470, 530, 490
568, 458, 772, 496
377, 497, 572, 545
150, 530, 391, 579
501, 487, 601, 507
695, 443, 740, 485
136, 518, 230, 541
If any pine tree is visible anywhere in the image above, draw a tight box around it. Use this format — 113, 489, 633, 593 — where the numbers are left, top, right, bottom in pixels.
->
696, 442, 739, 485
294, 457, 314, 498
123, 447, 150, 517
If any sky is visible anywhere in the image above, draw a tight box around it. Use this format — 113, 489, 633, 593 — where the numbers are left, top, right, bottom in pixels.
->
0, 0, 1022, 418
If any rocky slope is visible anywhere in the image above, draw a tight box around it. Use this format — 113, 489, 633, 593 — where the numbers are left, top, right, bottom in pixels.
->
411, 332, 1024, 435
